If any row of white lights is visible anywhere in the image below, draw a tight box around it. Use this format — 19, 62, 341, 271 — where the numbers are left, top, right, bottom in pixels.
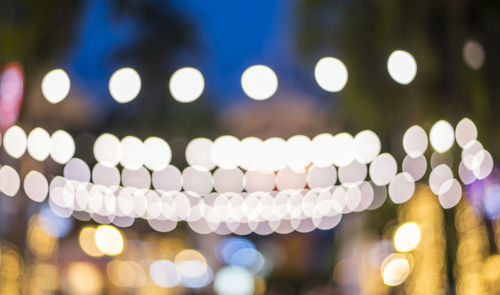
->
0, 118, 493, 234
41, 50, 417, 104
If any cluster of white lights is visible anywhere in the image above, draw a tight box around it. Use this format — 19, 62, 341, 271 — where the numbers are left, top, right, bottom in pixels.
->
93, 133, 172, 171
39, 50, 417, 105
0, 118, 493, 234
187, 130, 381, 172
2, 125, 75, 163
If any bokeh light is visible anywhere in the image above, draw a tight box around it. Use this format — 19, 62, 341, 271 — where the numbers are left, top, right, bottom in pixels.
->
109, 67, 141, 103
78, 227, 104, 257
94, 225, 124, 256
50, 130, 75, 164
41, 69, 70, 104
169, 67, 205, 103
150, 259, 181, 288
241, 65, 278, 100
3, 125, 27, 159
314, 57, 348, 92
94, 133, 122, 167
214, 266, 254, 295
27, 127, 52, 161
394, 222, 421, 252
429, 120, 455, 153
387, 50, 417, 84
463, 40, 485, 70
24, 170, 48, 202
381, 254, 411, 286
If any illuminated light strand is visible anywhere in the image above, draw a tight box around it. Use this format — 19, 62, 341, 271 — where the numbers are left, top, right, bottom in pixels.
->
0, 118, 494, 235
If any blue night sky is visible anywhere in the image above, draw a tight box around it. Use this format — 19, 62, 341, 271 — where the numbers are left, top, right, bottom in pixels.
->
65, 0, 324, 110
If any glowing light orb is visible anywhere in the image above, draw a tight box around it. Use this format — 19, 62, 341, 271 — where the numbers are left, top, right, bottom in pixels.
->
94, 225, 124, 256
241, 65, 278, 100
79, 227, 104, 257
394, 222, 420, 252
429, 120, 455, 153
211, 135, 242, 170
41, 69, 70, 104
214, 266, 254, 295
144, 137, 171, 171
27, 127, 52, 161
169, 67, 204, 103
3, 125, 27, 159
381, 254, 411, 286
403, 125, 428, 158
24, 170, 48, 202
50, 130, 75, 164
387, 50, 417, 84
455, 118, 477, 148
314, 57, 348, 92
109, 67, 141, 103
150, 260, 181, 288
463, 40, 485, 70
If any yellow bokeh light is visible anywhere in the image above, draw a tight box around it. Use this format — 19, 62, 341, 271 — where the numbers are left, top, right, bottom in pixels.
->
78, 227, 104, 257
393, 222, 421, 252
381, 254, 411, 286
41, 69, 70, 104
66, 262, 103, 295
394, 222, 420, 252
94, 225, 124, 256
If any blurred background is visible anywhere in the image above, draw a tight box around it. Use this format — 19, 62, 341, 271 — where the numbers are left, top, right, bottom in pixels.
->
1, 0, 500, 294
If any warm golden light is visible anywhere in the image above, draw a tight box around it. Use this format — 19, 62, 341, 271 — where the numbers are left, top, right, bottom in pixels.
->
79, 227, 104, 257
94, 225, 124, 256
393, 222, 421, 252
381, 254, 411, 286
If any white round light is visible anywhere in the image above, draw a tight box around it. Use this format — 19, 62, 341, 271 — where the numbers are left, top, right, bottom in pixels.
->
41, 69, 70, 104
109, 67, 141, 103
94, 133, 122, 167
0, 165, 20, 197
369, 153, 397, 186
24, 170, 48, 202
50, 130, 75, 164
144, 137, 171, 171
120, 136, 145, 170
169, 67, 204, 103
314, 57, 348, 92
3, 125, 27, 159
354, 130, 381, 164
387, 50, 417, 84
211, 135, 242, 170
403, 125, 428, 158
27, 127, 52, 161
186, 137, 216, 170
429, 120, 455, 153
241, 65, 278, 100
455, 118, 477, 148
